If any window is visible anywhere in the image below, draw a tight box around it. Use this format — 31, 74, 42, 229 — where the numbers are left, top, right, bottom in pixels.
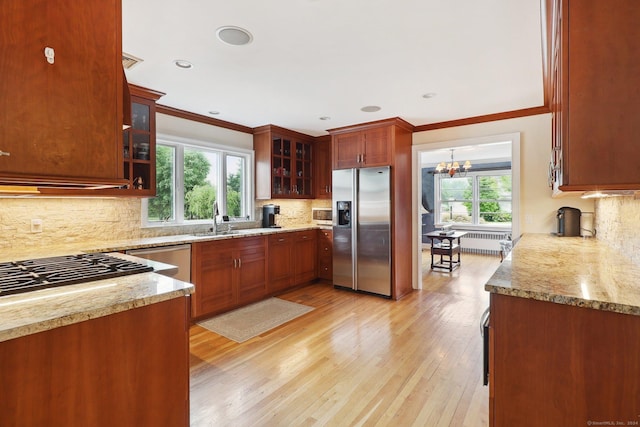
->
435, 171, 512, 228
144, 137, 253, 225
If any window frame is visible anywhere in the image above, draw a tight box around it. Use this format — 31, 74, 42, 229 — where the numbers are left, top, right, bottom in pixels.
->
142, 134, 254, 228
434, 169, 512, 230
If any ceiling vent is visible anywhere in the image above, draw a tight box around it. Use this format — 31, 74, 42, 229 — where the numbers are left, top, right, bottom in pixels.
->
122, 52, 143, 70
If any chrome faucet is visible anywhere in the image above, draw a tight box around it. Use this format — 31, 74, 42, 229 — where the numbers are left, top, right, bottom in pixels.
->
212, 200, 219, 235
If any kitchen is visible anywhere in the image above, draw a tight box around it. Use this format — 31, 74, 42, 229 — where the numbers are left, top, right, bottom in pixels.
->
2, 0, 640, 426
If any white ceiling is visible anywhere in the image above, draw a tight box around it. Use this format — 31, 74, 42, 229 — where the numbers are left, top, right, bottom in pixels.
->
122, 0, 545, 137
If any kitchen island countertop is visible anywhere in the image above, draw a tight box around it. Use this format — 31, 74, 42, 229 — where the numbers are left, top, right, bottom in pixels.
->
485, 233, 640, 316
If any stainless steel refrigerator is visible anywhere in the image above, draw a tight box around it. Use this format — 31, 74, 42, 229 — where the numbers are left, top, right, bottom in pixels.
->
332, 166, 391, 297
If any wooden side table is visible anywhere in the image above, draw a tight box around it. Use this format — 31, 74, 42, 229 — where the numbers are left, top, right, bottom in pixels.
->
424, 231, 468, 271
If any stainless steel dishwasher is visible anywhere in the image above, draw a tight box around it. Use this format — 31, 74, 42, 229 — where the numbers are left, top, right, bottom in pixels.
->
126, 244, 191, 282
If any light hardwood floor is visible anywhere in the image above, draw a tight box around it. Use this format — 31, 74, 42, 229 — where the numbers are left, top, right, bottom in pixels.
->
189, 253, 500, 427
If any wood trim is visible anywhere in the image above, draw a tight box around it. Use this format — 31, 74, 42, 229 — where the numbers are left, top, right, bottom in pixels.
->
156, 104, 254, 134
128, 83, 166, 101
413, 106, 551, 132
327, 117, 415, 135
540, 0, 554, 108
253, 124, 315, 142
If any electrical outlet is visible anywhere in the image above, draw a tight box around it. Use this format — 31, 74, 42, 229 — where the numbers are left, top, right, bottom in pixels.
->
31, 219, 43, 233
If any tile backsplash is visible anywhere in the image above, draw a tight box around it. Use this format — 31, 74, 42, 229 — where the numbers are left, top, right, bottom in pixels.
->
595, 196, 640, 264
0, 197, 331, 251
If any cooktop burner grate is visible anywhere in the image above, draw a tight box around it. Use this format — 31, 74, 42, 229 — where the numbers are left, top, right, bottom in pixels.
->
0, 253, 154, 297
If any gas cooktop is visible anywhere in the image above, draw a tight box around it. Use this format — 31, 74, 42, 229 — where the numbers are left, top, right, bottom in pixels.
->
0, 253, 154, 297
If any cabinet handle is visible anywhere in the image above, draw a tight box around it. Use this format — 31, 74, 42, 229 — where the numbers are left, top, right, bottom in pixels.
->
0, 150, 10, 157
278, 238, 285, 242
233, 259, 237, 268
238, 258, 242, 268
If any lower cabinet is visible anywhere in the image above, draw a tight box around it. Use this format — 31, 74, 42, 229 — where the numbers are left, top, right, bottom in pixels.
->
267, 230, 317, 295
191, 231, 318, 319
490, 294, 640, 426
191, 236, 267, 318
0, 297, 190, 426
294, 230, 317, 284
268, 233, 295, 293
317, 229, 333, 281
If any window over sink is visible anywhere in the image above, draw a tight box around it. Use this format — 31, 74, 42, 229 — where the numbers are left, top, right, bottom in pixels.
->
142, 135, 254, 226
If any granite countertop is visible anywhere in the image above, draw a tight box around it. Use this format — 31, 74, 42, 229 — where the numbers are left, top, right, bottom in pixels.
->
485, 233, 640, 316
0, 254, 194, 343
0, 225, 322, 342
0, 224, 321, 262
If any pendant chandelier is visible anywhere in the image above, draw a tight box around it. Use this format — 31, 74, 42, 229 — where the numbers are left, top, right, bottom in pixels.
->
435, 149, 472, 177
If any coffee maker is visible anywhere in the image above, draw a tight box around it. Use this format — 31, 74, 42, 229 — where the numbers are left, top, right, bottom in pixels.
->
262, 204, 281, 228
557, 206, 581, 236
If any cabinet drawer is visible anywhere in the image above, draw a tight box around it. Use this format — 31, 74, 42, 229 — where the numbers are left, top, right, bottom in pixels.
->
295, 230, 316, 242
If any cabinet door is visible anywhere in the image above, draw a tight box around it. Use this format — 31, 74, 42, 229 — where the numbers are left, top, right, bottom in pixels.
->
314, 138, 332, 199
294, 230, 317, 284
268, 234, 295, 293
362, 127, 391, 167
560, 0, 640, 189
192, 241, 236, 317
0, 0, 122, 184
333, 133, 362, 169
236, 237, 267, 305
293, 141, 313, 197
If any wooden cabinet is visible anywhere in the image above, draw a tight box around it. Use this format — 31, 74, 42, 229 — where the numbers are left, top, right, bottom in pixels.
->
329, 118, 414, 300
191, 236, 267, 318
0, 297, 190, 426
120, 85, 165, 195
267, 233, 295, 293
267, 230, 317, 294
546, 0, 640, 192
317, 229, 333, 281
314, 135, 332, 199
0, 0, 127, 189
254, 125, 315, 199
490, 293, 640, 426
332, 126, 391, 169
294, 230, 317, 284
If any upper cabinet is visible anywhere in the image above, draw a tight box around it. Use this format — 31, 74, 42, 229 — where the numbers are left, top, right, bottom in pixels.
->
546, 0, 640, 192
331, 124, 392, 169
0, 0, 126, 189
314, 135, 332, 199
254, 125, 314, 199
120, 85, 165, 196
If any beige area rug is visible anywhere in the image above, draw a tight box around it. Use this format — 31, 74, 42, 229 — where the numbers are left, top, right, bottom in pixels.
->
197, 298, 314, 343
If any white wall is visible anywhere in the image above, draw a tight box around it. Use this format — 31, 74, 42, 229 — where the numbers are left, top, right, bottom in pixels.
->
412, 113, 594, 235
156, 113, 253, 150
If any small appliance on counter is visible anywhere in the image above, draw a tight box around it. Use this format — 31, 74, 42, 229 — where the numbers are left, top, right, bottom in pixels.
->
557, 206, 581, 236
311, 207, 332, 225
262, 204, 281, 228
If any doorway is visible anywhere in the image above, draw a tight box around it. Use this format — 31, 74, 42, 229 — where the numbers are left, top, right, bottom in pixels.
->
411, 133, 521, 290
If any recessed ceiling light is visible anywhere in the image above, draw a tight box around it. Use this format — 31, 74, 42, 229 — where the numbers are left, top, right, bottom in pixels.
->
208, 111, 220, 115
216, 26, 253, 46
361, 105, 381, 113
319, 116, 331, 121
174, 60, 193, 69
422, 92, 437, 99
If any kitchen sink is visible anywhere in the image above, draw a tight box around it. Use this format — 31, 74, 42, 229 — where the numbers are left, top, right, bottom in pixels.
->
191, 230, 240, 237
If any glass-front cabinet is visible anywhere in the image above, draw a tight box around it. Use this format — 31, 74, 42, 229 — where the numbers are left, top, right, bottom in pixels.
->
121, 85, 164, 195
254, 125, 314, 199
